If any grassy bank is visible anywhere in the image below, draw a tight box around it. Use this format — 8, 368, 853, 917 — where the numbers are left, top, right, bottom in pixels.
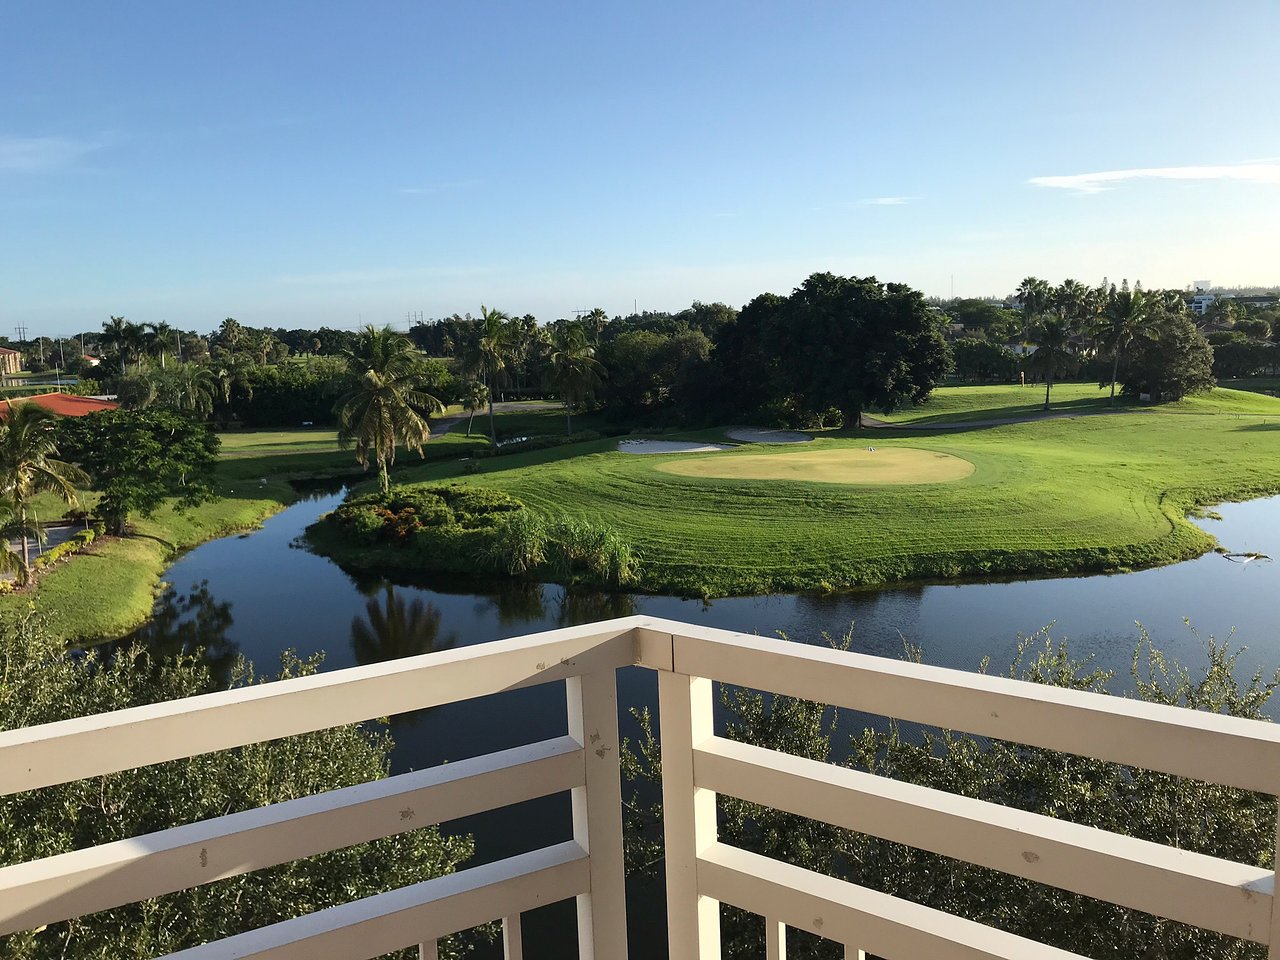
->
1, 426, 486, 644
320, 387, 1280, 597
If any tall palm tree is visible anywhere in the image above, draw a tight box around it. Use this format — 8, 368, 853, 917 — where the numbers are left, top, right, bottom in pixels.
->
0, 402, 88, 581
147, 321, 176, 369
477, 305, 513, 442
1026, 315, 1076, 411
1094, 287, 1151, 405
159, 363, 219, 419
335, 325, 443, 493
549, 322, 606, 434
101, 316, 141, 375
461, 379, 489, 437
1017, 277, 1052, 322
583, 307, 609, 341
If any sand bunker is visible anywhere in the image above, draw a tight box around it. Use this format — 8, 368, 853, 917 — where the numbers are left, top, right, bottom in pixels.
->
618, 439, 738, 455
655, 447, 974, 485
726, 427, 813, 444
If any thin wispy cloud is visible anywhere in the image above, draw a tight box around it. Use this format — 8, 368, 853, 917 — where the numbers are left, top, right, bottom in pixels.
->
398, 178, 481, 196
858, 196, 921, 206
0, 135, 105, 173
1030, 163, 1280, 195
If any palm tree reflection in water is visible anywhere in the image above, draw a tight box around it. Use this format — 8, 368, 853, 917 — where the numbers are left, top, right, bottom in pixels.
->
350, 583, 459, 665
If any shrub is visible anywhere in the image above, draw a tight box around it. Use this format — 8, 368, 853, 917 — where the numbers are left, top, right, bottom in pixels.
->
486, 512, 549, 575
548, 519, 641, 586
316, 484, 641, 589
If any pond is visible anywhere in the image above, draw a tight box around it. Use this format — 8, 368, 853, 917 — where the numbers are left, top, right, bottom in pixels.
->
116, 487, 1280, 957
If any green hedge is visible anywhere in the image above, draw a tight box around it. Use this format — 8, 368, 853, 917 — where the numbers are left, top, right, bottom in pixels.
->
313, 484, 640, 588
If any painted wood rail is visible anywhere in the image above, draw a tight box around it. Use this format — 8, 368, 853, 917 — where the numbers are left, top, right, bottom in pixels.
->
1, 615, 1278, 959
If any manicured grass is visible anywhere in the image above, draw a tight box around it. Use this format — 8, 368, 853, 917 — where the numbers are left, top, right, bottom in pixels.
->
878, 383, 1280, 425
876, 382, 1134, 424
375, 394, 1280, 596
216, 428, 341, 458
655, 447, 975, 485
479, 403, 610, 439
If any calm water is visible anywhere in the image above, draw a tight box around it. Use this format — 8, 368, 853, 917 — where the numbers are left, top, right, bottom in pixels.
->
119, 488, 1280, 957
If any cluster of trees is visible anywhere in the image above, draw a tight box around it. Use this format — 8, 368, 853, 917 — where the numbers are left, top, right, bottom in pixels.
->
1201, 301, 1280, 379
952, 278, 1215, 407
51, 270, 1233, 485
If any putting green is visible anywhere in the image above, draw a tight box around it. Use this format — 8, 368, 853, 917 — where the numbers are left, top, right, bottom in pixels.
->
655, 446, 975, 485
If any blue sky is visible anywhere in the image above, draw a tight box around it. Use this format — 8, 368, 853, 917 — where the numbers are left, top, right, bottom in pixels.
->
3, 1, 1278, 335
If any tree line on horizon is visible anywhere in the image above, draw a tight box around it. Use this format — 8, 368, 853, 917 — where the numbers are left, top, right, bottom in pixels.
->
46, 269, 1258, 475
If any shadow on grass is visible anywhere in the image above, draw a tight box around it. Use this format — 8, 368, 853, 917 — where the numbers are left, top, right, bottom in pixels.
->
885, 394, 1138, 427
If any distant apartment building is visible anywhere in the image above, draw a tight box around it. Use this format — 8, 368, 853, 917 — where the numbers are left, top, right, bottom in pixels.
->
1188, 292, 1217, 316
0, 346, 22, 376
1188, 292, 1279, 316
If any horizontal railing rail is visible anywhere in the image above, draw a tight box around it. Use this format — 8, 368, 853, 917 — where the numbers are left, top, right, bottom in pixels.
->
0, 737, 585, 935
3, 615, 1280, 959
0, 620, 636, 795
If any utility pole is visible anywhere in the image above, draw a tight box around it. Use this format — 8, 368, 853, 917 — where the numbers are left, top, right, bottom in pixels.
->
176, 328, 182, 362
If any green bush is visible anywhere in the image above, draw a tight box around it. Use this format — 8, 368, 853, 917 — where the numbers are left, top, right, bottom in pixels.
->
547, 519, 640, 587
314, 484, 641, 589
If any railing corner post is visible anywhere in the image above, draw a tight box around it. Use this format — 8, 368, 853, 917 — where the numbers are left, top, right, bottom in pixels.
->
567, 670, 629, 960
659, 671, 721, 960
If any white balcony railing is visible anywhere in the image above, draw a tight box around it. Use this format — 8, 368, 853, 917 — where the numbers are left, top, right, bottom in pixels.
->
2, 616, 1280, 959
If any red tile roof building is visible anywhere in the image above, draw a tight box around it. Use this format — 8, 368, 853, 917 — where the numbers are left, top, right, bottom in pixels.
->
0, 393, 119, 418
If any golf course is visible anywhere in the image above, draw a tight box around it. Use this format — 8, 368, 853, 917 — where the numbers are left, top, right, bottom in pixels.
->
347, 384, 1280, 596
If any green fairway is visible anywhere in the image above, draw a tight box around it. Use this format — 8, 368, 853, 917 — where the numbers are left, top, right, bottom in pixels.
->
216, 428, 341, 458
373, 388, 1280, 595
877, 382, 1280, 425
656, 446, 975, 485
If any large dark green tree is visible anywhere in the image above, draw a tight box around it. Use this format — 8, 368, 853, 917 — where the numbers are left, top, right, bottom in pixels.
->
57, 409, 219, 535
1117, 307, 1214, 401
712, 274, 950, 427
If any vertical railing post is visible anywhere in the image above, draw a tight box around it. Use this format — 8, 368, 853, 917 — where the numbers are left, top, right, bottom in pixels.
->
1268, 804, 1280, 960
503, 914, 524, 959
418, 941, 438, 960
567, 671, 629, 960
659, 671, 721, 959
765, 918, 786, 960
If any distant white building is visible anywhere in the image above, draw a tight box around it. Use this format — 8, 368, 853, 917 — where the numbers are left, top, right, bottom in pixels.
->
1188, 292, 1217, 316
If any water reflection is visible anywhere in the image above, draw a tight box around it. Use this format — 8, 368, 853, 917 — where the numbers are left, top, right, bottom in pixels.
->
555, 588, 636, 626
350, 583, 458, 664
119, 581, 239, 686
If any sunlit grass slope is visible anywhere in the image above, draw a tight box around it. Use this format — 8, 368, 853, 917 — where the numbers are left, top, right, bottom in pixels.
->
878, 383, 1280, 425
386, 405, 1280, 596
